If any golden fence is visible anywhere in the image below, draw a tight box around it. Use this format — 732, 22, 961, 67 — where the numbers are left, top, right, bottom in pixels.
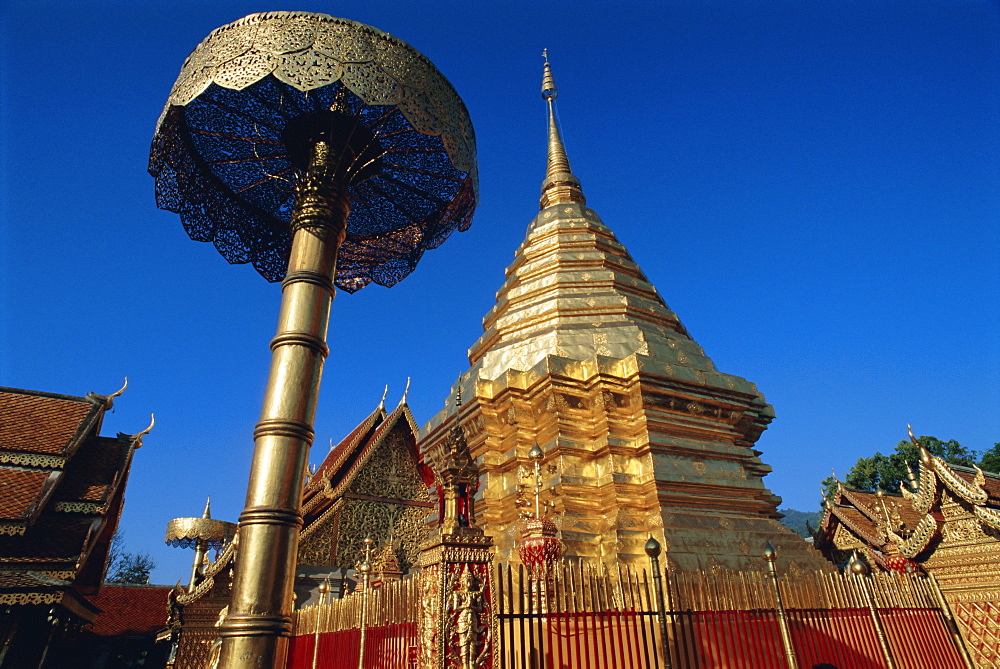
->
288, 576, 420, 669
287, 562, 971, 669
495, 560, 971, 669
495, 561, 664, 669
292, 575, 420, 634
671, 568, 942, 611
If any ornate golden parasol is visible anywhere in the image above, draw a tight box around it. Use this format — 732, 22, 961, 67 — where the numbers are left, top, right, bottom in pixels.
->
165, 498, 237, 593
149, 12, 477, 667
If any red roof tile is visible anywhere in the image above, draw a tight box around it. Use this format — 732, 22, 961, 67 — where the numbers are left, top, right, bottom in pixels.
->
0, 515, 94, 564
303, 405, 385, 510
86, 585, 172, 636
55, 437, 127, 504
0, 389, 99, 456
315, 406, 385, 481
830, 506, 884, 546
0, 469, 52, 520
840, 489, 925, 532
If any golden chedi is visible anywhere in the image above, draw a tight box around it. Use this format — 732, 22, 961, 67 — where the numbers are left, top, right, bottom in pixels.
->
420, 56, 829, 573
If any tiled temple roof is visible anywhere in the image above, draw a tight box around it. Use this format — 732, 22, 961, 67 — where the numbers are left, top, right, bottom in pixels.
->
816, 453, 1000, 570
86, 584, 173, 636
0, 470, 54, 521
0, 385, 143, 604
0, 389, 103, 458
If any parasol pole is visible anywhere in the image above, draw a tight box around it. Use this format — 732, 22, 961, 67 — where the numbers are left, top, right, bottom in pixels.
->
151, 15, 479, 668
218, 141, 349, 669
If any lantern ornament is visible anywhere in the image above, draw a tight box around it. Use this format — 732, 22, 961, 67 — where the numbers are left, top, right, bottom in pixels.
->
515, 443, 562, 575
150, 12, 477, 668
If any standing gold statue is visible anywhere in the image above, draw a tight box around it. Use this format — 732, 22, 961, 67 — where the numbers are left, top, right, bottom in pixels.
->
450, 569, 486, 669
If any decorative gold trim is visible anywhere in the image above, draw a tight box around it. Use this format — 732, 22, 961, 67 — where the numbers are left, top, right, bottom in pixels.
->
164, 516, 236, 547
911, 462, 938, 516
831, 505, 884, 548
0, 591, 63, 606
54, 501, 103, 514
932, 457, 988, 505
898, 514, 939, 559
34, 571, 75, 580
299, 498, 345, 541
973, 505, 1000, 532
160, 12, 475, 175
176, 533, 238, 606
0, 524, 27, 536
0, 452, 64, 468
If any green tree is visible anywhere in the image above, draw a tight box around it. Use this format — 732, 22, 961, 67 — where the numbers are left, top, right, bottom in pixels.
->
105, 532, 156, 584
979, 444, 1000, 475
820, 436, 978, 501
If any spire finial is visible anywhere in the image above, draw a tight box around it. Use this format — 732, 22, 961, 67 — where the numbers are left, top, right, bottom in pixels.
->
202, 497, 212, 519
399, 377, 411, 407
379, 385, 388, 409
541, 50, 556, 100
539, 51, 585, 209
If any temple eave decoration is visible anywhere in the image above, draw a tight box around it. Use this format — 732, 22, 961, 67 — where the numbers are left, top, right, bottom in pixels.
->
815, 430, 1000, 668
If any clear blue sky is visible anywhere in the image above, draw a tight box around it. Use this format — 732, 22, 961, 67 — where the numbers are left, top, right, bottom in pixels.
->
1, 1, 997, 584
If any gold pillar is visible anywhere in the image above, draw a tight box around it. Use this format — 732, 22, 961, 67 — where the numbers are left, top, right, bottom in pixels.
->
219, 141, 349, 669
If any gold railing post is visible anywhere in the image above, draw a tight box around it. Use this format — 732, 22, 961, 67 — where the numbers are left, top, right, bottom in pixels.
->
218, 141, 349, 669
849, 555, 897, 669
927, 573, 975, 668
645, 536, 673, 669
357, 542, 373, 669
763, 541, 799, 669
311, 580, 330, 669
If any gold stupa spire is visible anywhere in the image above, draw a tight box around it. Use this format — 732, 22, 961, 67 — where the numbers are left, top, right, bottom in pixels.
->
540, 50, 586, 209
423, 50, 830, 575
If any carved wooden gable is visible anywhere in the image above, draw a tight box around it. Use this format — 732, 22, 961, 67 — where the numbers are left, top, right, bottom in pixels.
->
299, 403, 433, 572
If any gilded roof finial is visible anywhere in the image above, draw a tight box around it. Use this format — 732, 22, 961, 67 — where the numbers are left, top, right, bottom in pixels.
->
905, 461, 919, 492
908, 423, 933, 466
107, 377, 129, 402
539, 51, 585, 210
130, 414, 155, 448
399, 377, 411, 407
202, 497, 212, 520
379, 384, 388, 410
